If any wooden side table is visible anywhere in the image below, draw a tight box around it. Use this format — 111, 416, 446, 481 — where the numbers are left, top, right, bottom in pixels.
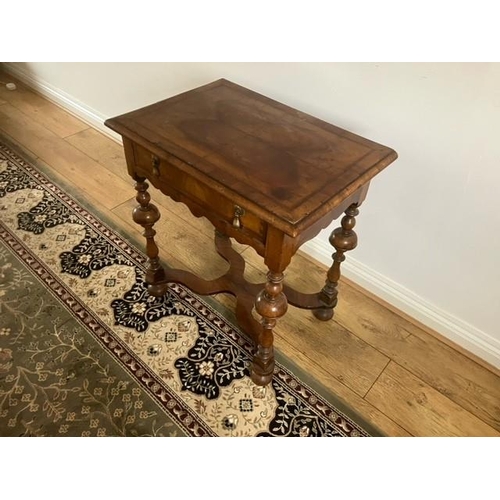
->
105, 79, 397, 386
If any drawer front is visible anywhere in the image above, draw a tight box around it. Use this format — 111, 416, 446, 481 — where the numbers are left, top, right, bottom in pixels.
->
132, 143, 267, 248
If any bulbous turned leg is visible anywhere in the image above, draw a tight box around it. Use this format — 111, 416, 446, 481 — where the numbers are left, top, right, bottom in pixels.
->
313, 203, 359, 321
252, 271, 288, 386
132, 177, 168, 297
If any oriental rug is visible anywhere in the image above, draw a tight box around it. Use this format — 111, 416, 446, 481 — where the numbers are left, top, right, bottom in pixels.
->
0, 136, 382, 437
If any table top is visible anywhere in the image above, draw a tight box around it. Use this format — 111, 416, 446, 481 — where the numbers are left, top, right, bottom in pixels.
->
106, 79, 397, 230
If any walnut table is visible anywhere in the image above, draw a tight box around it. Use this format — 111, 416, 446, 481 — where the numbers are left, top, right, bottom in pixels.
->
105, 79, 398, 386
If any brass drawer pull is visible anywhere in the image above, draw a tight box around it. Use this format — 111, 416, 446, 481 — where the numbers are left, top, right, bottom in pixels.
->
232, 205, 245, 228
151, 155, 160, 176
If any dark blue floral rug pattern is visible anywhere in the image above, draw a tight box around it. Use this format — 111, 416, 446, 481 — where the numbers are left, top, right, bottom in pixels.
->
0, 140, 377, 437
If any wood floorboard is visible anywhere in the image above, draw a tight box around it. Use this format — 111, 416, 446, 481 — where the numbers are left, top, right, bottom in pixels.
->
1, 81, 499, 437
0, 71, 89, 138
343, 275, 500, 379
65, 128, 130, 182
365, 362, 500, 436
0, 104, 131, 210
334, 281, 500, 431
269, 338, 410, 436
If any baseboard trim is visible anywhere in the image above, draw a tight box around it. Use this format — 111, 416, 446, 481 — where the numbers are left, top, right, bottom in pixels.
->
2, 63, 122, 144
6, 62, 500, 370
302, 238, 500, 370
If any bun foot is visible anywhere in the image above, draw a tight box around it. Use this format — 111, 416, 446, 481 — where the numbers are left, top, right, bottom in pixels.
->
250, 344, 275, 386
147, 281, 169, 297
313, 307, 334, 321
250, 362, 274, 386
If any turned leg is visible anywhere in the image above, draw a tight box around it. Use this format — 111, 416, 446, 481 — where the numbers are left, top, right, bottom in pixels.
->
314, 203, 359, 321
132, 177, 169, 297
252, 271, 288, 386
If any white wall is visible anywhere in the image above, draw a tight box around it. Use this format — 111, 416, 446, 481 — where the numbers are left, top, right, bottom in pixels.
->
4, 62, 500, 367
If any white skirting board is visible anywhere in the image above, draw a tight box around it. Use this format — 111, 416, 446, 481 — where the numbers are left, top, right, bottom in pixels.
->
2, 63, 122, 143
4, 62, 500, 370
303, 238, 500, 369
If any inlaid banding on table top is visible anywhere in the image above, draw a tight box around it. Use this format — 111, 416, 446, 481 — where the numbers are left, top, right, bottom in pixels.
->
107, 79, 397, 229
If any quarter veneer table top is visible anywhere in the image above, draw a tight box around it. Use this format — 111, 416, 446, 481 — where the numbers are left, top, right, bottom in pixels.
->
106, 78, 397, 236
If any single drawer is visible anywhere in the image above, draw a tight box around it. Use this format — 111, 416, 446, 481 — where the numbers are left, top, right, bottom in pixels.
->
132, 143, 267, 249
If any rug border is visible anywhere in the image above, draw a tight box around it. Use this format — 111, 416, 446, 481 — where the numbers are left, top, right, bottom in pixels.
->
0, 132, 385, 437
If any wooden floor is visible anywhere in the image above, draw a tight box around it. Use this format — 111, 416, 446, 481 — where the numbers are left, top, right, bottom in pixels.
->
1, 70, 499, 437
